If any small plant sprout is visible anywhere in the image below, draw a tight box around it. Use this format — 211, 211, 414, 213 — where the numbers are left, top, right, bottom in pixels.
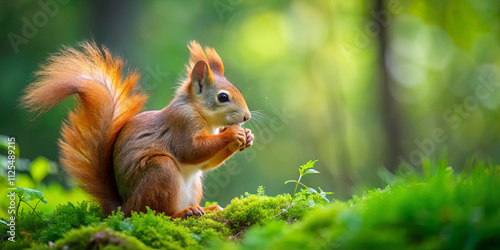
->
14, 186, 48, 218
272, 160, 333, 220
257, 185, 265, 196
285, 160, 332, 205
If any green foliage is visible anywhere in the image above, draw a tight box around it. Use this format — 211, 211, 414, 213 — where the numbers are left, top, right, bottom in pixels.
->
175, 213, 231, 244
256, 185, 265, 196
278, 160, 333, 222
38, 201, 104, 243
220, 161, 500, 249
104, 207, 230, 249
223, 193, 291, 229
0, 148, 91, 219
2, 159, 500, 249
0, 201, 105, 249
125, 208, 199, 249
285, 160, 333, 206
222, 191, 313, 231
14, 186, 47, 204
54, 226, 153, 250
13, 186, 47, 217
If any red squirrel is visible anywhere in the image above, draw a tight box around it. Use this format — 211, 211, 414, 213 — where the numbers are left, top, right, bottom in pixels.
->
22, 41, 254, 218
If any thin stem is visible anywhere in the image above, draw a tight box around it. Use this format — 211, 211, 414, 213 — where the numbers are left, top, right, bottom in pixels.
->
296, 181, 308, 189
33, 200, 41, 212
290, 175, 303, 204
270, 204, 292, 221
23, 200, 42, 220
15, 195, 23, 217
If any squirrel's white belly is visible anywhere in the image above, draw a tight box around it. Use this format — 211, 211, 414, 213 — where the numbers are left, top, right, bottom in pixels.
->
176, 162, 204, 212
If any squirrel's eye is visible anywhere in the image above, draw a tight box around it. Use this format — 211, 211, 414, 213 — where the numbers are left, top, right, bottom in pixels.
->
217, 93, 229, 103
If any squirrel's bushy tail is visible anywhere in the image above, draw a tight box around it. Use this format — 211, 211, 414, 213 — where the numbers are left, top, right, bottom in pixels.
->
22, 41, 147, 215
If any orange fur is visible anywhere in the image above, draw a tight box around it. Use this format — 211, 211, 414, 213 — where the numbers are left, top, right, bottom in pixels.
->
23, 41, 252, 218
185, 41, 225, 80
22, 41, 147, 215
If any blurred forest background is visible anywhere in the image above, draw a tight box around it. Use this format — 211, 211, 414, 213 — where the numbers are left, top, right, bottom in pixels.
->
1, 0, 500, 216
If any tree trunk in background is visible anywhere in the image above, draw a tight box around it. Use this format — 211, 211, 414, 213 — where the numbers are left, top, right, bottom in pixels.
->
375, 0, 403, 172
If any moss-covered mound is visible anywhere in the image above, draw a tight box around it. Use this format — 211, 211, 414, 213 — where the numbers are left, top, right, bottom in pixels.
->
2, 160, 500, 249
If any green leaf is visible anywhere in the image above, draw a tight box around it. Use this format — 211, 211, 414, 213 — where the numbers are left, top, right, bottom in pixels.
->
23, 195, 32, 202
30, 157, 51, 185
304, 169, 320, 175
15, 186, 48, 204
285, 180, 299, 184
307, 187, 318, 194
257, 185, 266, 196
301, 160, 318, 170
308, 200, 316, 207
317, 187, 333, 202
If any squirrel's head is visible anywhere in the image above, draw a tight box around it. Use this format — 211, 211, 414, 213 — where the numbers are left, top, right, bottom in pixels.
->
184, 41, 251, 129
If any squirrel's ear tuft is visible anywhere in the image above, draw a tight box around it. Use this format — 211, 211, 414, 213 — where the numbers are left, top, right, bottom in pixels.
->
205, 47, 224, 76
186, 41, 224, 77
190, 60, 213, 94
188, 41, 208, 64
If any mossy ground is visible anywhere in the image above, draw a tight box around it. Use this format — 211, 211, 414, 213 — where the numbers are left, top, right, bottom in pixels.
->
2, 159, 500, 249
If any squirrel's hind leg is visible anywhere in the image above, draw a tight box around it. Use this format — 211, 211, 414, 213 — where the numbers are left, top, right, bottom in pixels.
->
121, 155, 180, 217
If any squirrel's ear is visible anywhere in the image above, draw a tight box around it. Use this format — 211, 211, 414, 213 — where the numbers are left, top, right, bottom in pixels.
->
190, 60, 213, 94
191, 60, 213, 94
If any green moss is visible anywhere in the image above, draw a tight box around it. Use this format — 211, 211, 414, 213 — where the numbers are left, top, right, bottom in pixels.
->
174, 212, 231, 244
40, 201, 104, 243
127, 208, 199, 249
3, 159, 500, 249
222, 192, 312, 232
220, 163, 500, 250
54, 226, 152, 250
1, 237, 32, 250
0, 201, 104, 249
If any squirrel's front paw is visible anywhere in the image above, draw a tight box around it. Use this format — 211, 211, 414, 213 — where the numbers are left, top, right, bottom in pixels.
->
226, 125, 246, 151
240, 129, 254, 151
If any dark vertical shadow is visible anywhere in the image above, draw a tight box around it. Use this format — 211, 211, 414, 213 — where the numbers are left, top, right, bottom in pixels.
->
89, 0, 141, 53
375, 0, 403, 172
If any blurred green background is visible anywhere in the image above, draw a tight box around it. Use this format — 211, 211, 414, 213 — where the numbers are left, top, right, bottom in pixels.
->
1, 0, 500, 216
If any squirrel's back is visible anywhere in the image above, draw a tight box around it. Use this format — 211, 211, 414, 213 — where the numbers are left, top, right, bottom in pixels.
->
22, 41, 147, 215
